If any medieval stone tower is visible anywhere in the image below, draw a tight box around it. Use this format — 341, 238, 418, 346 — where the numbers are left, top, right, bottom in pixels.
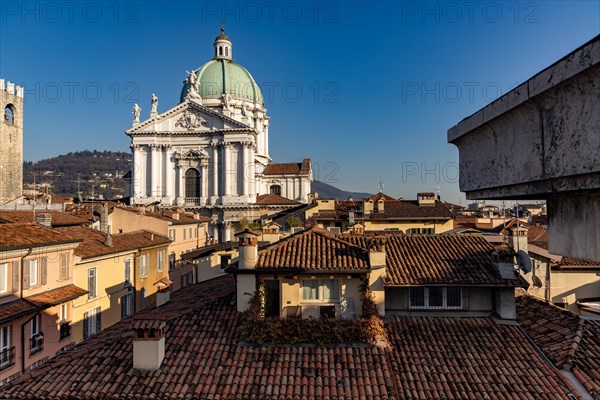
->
0, 78, 24, 205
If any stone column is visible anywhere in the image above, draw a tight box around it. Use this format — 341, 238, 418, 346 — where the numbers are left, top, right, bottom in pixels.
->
164, 145, 173, 203
150, 144, 160, 199
224, 221, 232, 242
201, 162, 209, 205
130, 144, 142, 199
223, 141, 231, 197
210, 141, 219, 204
241, 141, 249, 197
249, 143, 257, 199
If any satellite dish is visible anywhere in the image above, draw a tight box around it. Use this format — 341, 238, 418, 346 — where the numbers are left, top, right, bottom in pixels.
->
516, 250, 533, 273
532, 275, 543, 288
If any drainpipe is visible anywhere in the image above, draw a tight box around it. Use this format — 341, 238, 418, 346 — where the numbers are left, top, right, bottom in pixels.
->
545, 260, 551, 302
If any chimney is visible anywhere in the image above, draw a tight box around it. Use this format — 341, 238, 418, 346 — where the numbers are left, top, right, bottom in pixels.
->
417, 193, 435, 206
368, 238, 386, 316
35, 213, 52, 228
104, 233, 113, 248
235, 228, 259, 269
100, 203, 109, 233
363, 199, 374, 215
508, 224, 529, 253
377, 198, 385, 212
154, 278, 172, 308
171, 212, 179, 220
132, 318, 166, 370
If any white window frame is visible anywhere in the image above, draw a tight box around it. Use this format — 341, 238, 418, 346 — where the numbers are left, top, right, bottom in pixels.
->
157, 250, 165, 272
0, 325, 11, 368
59, 253, 69, 280
0, 263, 7, 294
169, 229, 176, 241
60, 304, 68, 322
301, 279, 340, 302
409, 287, 462, 310
84, 307, 101, 338
140, 254, 149, 278
88, 268, 97, 299
29, 259, 38, 287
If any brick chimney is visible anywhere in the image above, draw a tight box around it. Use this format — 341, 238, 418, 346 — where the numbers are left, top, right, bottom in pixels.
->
417, 192, 435, 206
132, 318, 166, 370
368, 238, 386, 316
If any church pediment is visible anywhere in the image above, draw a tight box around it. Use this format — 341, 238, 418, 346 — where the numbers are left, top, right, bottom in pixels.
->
126, 99, 251, 135
174, 148, 210, 160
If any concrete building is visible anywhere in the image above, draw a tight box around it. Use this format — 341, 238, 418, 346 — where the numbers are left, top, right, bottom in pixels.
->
448, 35, 600, 261
0, 79, 24, 205
126, 29, 312, 242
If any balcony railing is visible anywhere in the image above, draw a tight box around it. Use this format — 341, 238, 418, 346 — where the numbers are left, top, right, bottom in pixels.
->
59, 322, 71, 341
30, 333, 44, 355
0, 347, 15, 371
184, 197, 201, 206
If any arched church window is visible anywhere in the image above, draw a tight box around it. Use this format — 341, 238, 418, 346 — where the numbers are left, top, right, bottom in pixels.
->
4, 105, 15, 125
270, 185, 281, 196
219, 46, 223, 56
185, 168, 201, 198
225, 47, 229, 56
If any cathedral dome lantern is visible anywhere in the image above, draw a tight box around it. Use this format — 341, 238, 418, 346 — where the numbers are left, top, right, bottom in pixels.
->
180, 28, 263, 105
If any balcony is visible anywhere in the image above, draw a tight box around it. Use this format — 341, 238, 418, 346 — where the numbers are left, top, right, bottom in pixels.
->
0, 346, 15, 371
30, 333, 44, 355
184, 197, 201, 206
59, 322, 72, 341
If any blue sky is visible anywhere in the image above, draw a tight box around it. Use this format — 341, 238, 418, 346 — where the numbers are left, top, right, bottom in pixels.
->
1, 1, 598, 203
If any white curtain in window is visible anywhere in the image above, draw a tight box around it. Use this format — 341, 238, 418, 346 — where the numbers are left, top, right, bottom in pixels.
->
302, 280, 318, 300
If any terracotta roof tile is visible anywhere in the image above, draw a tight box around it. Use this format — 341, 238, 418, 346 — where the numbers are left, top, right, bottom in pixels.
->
56, 226, 171, 260
386, 315, 579, 399
0, 276, 584, 399
256, 193, 300, 206
529, 240, 600, 268
0, 211, 88, 226
0, 223, 81, 251
0, 298, 37, 324
253, 228, 370, 271
263, 159, 311, 176
517, 295, 600, 396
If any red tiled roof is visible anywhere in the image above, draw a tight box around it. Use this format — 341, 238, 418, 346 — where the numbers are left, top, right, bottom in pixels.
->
56, 226, 171, 260
1, 276, 584, 399
368, 200, 453, 220
144, 209, 212, 225
0, 223, 81, 251
529, 240, 600, 268
0, 285, 87, 324
256, 193, 300, 206
26, 284, 88, 308
517, 295, 600, 396
386, 315, 579, 399
0, 210, 88, 226
253, 228, 370, 271
263, 159, 311, 176
381, 235, 516, 286
366, 192, 398, 202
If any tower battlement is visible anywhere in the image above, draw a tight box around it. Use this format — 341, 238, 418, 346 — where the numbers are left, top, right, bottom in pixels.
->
0, 78, 24, 98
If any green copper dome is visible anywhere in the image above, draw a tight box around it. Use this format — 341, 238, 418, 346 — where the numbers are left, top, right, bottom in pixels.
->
180, 59, 264, 104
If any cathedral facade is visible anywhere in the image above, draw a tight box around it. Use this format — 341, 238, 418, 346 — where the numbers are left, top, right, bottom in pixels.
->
126, 29, 312, 240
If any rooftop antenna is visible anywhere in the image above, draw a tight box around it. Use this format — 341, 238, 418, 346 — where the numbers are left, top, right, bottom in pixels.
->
435, 185, 440, 201
378, 175, 384, 193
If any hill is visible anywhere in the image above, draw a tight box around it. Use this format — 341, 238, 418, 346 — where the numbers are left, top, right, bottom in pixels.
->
23, 151, 371, 200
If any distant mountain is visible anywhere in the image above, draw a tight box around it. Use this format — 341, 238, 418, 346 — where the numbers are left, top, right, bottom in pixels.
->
311, 180, 372, 200
23, 151, 372, 201
23, 151, 131, 199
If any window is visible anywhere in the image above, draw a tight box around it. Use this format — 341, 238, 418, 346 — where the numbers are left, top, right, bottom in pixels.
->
157, 250, 165, 272
0, 325, 13, 370
29, 259, 38, 287
185, 168, 200, 198
183, 228, 186, 240
83, 307, 101, 339
4, 105, 15, 125
0, 263, 7, 294
181, 271, 194, 288
88, 268, 97, 299
140, 288, 146, 310
409, 287, 462, 309
124, 259, 131, 286
220, 255, 231, 269
140, 254, 149, 277
169, 253, 176, 271
270, 185, 281, 195
301, 279, 339, 301
11, 261, 19, 293
59, 253, 69, 280
60, 304, 68, 322
59, 305, 71, 340
30, 315, 43, 354
189, 227, 193, 239
168, 229, 176, 241
121, 293, 134, 319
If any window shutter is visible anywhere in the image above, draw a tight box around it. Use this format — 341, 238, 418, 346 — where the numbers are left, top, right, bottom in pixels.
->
83, 312, 89, 339
40, 257, 47, 285
23, 261, 30, 290
95, 308, 102, 333
12, 261, 19, 293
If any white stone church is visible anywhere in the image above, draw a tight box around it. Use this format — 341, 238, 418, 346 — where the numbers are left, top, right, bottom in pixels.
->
126, 28, 312, 241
